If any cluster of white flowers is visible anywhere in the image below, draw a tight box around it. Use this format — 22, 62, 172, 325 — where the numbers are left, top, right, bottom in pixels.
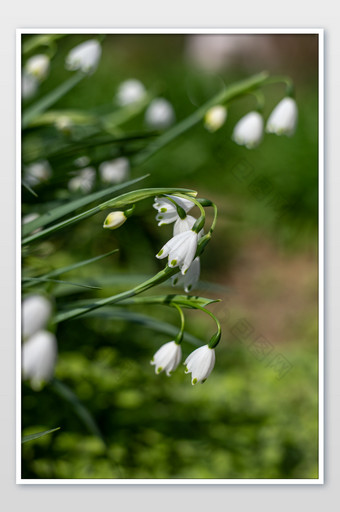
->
68, 156, 130, 194
22, 295, 58, 390
154, 195, 202, 291
151, 341, 216, 385
232, 97, 298, 149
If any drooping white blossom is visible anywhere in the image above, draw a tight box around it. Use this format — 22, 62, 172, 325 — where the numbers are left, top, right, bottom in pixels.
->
153, 195, 195, 226
22, 72, 39, 100
145, 98, 175, 130
103, 211, 127, 230
22, 330, 58, 389
173, 214, 204, 238
65, 39, 102, 74
156, 229, 198, 275
116, 79, 146, 106
232, 111, 264, 149
204, 105, 227, 132
172, 256, 201, 293
24, 160, 52, 187
22, 295, 52, 340
25, 54, 50, 81
99, 157, 130, 184
266, 97, 298, 136
184, 344, 216, 384
68, 167, 96, 193
150, 341, 182, 376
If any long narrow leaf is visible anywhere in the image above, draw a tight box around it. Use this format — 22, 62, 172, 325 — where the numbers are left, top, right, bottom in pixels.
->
43, 249, 119, 279
22, 175, 149, 237
22, 277, 102, 290
22, 427, 60, 444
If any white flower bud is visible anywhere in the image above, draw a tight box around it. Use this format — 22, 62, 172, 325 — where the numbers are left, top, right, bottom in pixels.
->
65, 39, 102, 74
145, 98, 175, 130
204, 105, 227, 132
116, 79, 146, 106
103, 211, 127, 230
151, 341, 182, 376
22, 295, 52, 339
184, 345, 216, 384
232, 111, 264, 149
99, 157, 130, 184
25, 54, 50, 81
22, 330, 58, 390
266, 97, 298, 136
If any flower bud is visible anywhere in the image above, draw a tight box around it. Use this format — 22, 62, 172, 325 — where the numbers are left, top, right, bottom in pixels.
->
204, 105, 227, 132
103, 211, 127, 230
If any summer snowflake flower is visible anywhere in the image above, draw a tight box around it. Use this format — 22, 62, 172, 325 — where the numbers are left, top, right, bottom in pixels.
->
266, 97, 298, 136
99, 157, 130, 184
22, 295, 52, 339
153, 195, 195, 226
173, 214, 203, 237
172, 256, 200, 293
103, 211, 127, 230
68, 167, 96, 193
25, 54, 50, 81
145, 98, 175, 130
232, 111, 264, 149
22, 72, 39, 100
116, 79, 146, 106
204, 105, 227, 132
65, 39, 102, 74
156, 229, 198, 275
184, 345, 216, 384
150, 341, 182, 376
22, 330, 58, 390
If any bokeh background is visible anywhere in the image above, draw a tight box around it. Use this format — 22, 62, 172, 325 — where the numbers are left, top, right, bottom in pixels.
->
21, 33, 319, 479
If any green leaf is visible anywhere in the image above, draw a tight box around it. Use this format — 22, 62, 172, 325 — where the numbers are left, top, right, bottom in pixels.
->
22, 427, 60, 444
22, 180, 38, 198
116, 294, 221, 308
22, 175, 149, 238
42, 249, 119, 279
22, 276, 102, 290
22, 72, 86, 128
50, 379, 105, 444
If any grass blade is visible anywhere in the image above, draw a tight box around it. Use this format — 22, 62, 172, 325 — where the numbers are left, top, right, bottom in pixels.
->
22, 427, 60, 444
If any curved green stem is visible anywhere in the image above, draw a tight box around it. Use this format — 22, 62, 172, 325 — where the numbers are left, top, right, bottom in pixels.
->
193, 304, 221, 349
209, 203, 218, 235
172, 303, 185, 344
165, 196, 187, 220
263, 75, 295, 97
170, 192, 206, 232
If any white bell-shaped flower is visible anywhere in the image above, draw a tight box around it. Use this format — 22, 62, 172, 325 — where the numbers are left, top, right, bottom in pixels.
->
22, 72, 39, 99
153, 195, 195, 226
172, 256, 200, 293
24, 160, 52, 187
22, 330, 58, 389
204, 105, 227, 132
156, 229, 198, 275
266, 97, 298, 136
145, 98, 175, 130
99, 157, 130, 184
184, 345, 216, 384
103, 211, 127, 230
173, 214, 204, 238
68, 167, 96, 193
116, 79, 146, 106
232, 111, 264, 149
150, 341, 182, 376
25, 54, 50, 81
65, 39, 102, 74
22, 295, 52, 340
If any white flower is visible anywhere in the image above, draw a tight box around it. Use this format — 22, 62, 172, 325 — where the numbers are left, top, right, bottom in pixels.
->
184, 345, 216, 384
150, 341, 182, 376
173, 214, 204, 238
65, 39, 102, 74
156, 229, 198, 275
22, 213, 41, 235
22, 330, 58, 389
153, 195, 195, 226
116, 79, 146, 106
103, 211, 127, 230
145, 98, 175, 130
24, 160, 52, 187
22, 295, 52, 340
68, 167, 96, 193
99, 157, 130, 184
232, 111, 264, 149
22, 72, 39, 99
25, 54, 50, 81
172, 256, 200, 293
266, 97, 298, 136
55, 115, 72, 134
204, 105, 227, 132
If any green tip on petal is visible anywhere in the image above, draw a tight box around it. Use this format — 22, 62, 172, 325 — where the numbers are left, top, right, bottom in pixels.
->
192, 378, 198, 385
157, 366, 163, 374
157, 249, 164, 256
160, 207, 167, 212
170, 259, 177, 266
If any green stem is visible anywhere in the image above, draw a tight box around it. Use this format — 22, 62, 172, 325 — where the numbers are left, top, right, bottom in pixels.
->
194, 304, 221, 349
172, 303, 185, 344
171, 192, 206, 232
132, 71, 269, 166
53, 265, 178, 323
209, 203, 218, 235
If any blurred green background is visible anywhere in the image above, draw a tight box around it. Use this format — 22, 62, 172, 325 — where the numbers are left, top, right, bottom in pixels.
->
21, 33, 319, 479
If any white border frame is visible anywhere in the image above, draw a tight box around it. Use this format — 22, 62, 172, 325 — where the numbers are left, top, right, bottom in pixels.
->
16, 28, 324, 485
